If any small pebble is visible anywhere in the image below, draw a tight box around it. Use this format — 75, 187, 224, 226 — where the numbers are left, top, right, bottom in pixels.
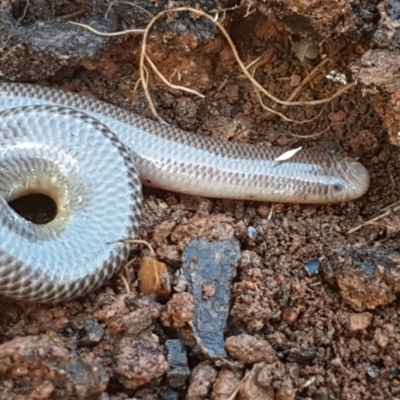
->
367, 365, 380, 379
326, 70, 348, 85
304, 259, 321, 276
361, 259, 374, 275
389, 366, 398, 379
347, 312, 373, 331
82, 316, 105, 345
287, 346, 317, 364
160, 388, 179, 400
393, 386, 400, 396
138, 256, 171, 300
247, 226, 258, 239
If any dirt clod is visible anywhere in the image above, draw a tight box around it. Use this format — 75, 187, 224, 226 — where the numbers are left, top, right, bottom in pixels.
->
0, 334, 108, 398
94, 294, 162, 336
212, 369, 243, 400
239, 361, 295, 400
186, 361, 218, 400
347, 312, 373, 331
225, 334, 276, 364
113, 333, 168, 390
160, 292, 195, 329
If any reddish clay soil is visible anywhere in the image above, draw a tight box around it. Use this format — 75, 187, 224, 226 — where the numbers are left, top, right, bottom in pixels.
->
1, 1, 400, 399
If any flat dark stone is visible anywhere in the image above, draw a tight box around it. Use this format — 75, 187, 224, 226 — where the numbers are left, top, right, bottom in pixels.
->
165, 339, 191, 389
181, 239, 241, 358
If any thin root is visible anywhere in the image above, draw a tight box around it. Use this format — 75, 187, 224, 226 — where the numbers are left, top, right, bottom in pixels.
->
119, 272, 131, 294
68, 21, 144, 36
256, 90, 324, 124
348, 200, 400, 234
110, 238, 156, 255
145, 54, 205, 98
282, 45, 346, 108
70, 6, 357, 123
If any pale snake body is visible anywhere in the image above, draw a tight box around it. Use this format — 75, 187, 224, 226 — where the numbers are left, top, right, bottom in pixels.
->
0, 83, 370, 302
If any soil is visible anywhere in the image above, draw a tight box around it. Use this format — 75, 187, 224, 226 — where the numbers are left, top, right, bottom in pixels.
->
1, 0, 400, 399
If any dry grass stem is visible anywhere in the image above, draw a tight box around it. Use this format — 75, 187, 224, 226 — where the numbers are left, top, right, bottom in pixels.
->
255, 90, 324, 124
145, 54, 205, 98
348, 200, 400, 234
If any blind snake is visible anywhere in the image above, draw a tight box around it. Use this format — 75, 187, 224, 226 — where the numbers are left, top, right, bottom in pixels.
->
0, 83, 370, 302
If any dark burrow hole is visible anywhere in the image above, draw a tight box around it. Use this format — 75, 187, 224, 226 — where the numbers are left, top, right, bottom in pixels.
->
9, 193, 57, 224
